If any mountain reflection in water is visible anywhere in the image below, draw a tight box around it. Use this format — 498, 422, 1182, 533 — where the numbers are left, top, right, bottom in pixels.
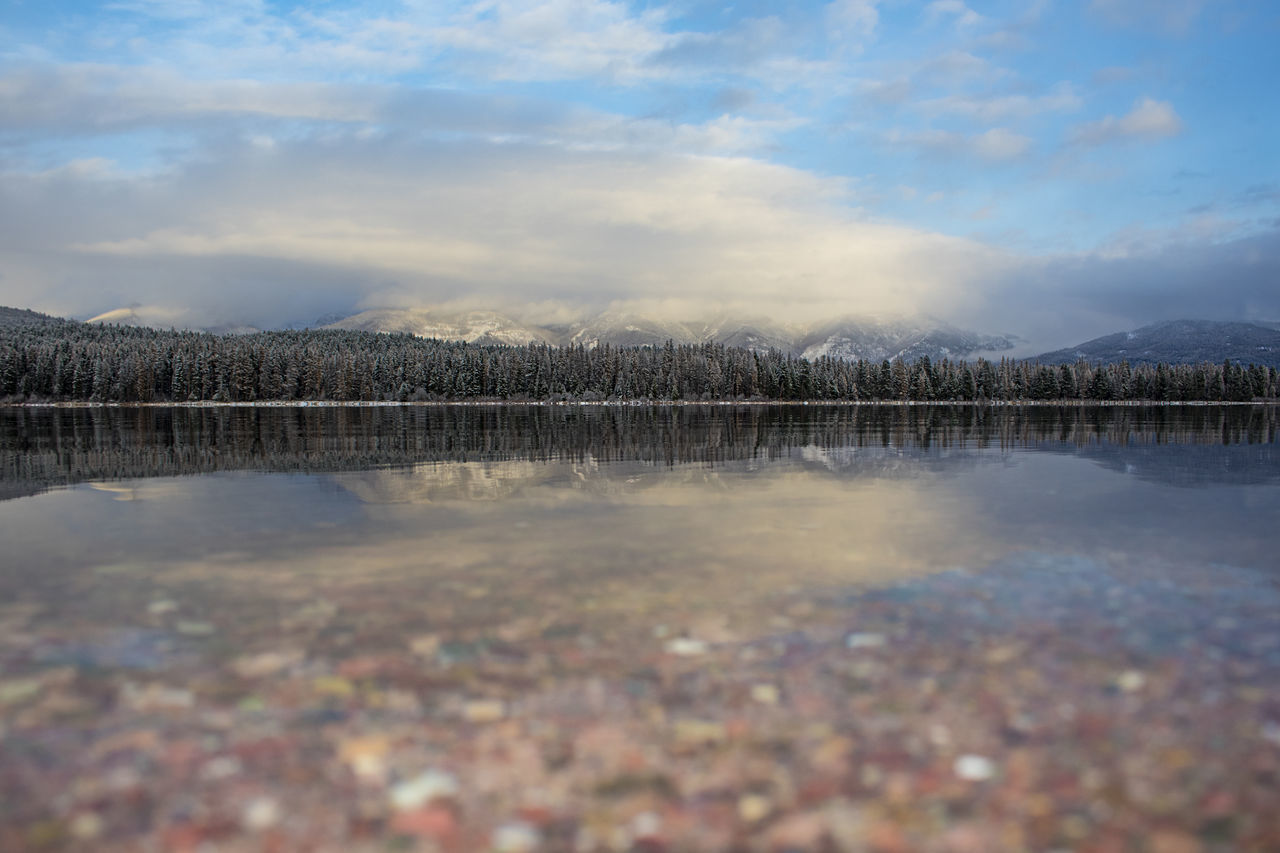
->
1, 404, 1276, 576
3, 404, 1277, 499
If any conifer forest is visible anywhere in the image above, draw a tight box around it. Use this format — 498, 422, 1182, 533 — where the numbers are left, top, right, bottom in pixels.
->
2, 318, 1277, 404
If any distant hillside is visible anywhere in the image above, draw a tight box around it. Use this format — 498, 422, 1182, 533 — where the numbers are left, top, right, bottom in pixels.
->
567, 311, 705, 349
0, 307, 65, 329
1034, 320, 1280, 368
798, 318, 1016, 363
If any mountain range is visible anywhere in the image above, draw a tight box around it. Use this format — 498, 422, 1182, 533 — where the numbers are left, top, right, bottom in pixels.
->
8, 305, 1274, 367
323, 308, 1020, 362
1033, 320, 1280, 368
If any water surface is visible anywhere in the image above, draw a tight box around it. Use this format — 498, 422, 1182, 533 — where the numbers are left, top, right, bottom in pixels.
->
1, 405, 1278, 851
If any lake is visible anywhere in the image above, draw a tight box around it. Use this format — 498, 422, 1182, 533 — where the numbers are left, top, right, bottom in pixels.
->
1, 404, 1278, 851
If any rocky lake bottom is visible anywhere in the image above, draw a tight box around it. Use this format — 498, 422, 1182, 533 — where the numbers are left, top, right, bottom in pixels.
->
1, 404, 1277, 852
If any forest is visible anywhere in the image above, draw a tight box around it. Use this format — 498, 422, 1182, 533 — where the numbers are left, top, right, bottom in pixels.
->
1, 318, 1277, 404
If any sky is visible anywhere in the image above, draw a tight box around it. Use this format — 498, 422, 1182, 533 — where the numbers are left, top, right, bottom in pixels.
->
1, 0, 1277, 349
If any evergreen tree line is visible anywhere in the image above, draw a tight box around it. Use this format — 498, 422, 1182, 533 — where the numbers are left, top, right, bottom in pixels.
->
2, 321, 1277, 403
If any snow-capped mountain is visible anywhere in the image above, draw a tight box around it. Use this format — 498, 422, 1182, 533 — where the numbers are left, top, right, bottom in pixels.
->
1033, 320, 1280, 368
567, 311, 704, 348
320, 308, 1016, 361
73, 302, 1018, 362
325, 308, 559, 347
799, 318, 1018, 362
698, 315, 799, 354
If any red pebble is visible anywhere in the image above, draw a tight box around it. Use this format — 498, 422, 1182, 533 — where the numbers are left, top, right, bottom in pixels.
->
161, 823, 206, 851
518, 805, 555, 826
391, 805, 458, 839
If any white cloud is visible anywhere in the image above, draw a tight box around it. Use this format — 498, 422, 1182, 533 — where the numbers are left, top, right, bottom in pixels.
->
106, 0, 266, 20
40, 0, 865, 95
856, 77, 912, 105
826, 0, 880, 45
1089, 0, 1207, 35
886, 127, 1031, 161
4, 133, 1010, 326
101, 0, 427, 77
5, 129, 1277, 351
924, 0, 983, 30
0, 64, 384, 128
852, 51, 1013, 115
1071, 97, 1183, 145
0, 59, 808, 175
974, 0, 1048, 51
920, 51, 1009, 84
3, 0, 1271, 348
432, 0, 675, 83
70, 1, 681, 84
30, 158, 125, 180
971, 128, 1032, 160
563, 112, 808, 155
917, 83, 1082, 121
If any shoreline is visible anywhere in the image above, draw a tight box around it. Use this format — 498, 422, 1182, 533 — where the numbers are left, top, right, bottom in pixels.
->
2, 398, 1274, 409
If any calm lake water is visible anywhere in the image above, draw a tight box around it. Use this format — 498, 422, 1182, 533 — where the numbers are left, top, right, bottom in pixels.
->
1, 404, 1278, 851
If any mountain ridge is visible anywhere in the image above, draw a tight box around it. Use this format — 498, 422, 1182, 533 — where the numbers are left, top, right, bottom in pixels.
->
1033, 320, 1280, 368
323, 307, 1020, 362
0, 306, 68, 329
12, 306, 1280, 368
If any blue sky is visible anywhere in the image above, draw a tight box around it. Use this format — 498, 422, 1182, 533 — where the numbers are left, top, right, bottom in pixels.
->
1, 0, 1277, 347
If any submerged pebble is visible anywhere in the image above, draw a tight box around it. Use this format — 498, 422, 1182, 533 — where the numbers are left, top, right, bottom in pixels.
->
232, 649, 303, 679
953, 754, 996, 781
464, 699, 506, 723
1116, 670, 1147, 692
241, 796, 280, 831
390, 770, 459, 811
68, 813, 103, 840
665, 637, 708, 656
492, 820, 540, 852
738, 794, 772, 823
750, 683, 780, 705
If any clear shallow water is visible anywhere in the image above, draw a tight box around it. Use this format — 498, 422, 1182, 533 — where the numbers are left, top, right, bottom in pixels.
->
1, 405, 1279, 851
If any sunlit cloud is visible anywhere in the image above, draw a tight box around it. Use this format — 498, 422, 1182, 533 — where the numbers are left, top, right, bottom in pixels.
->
40, 134, 1006, 325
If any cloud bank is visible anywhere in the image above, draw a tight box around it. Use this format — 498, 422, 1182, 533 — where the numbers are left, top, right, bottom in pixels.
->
0, 0, 1277, 351
2, 129, 1010, 329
